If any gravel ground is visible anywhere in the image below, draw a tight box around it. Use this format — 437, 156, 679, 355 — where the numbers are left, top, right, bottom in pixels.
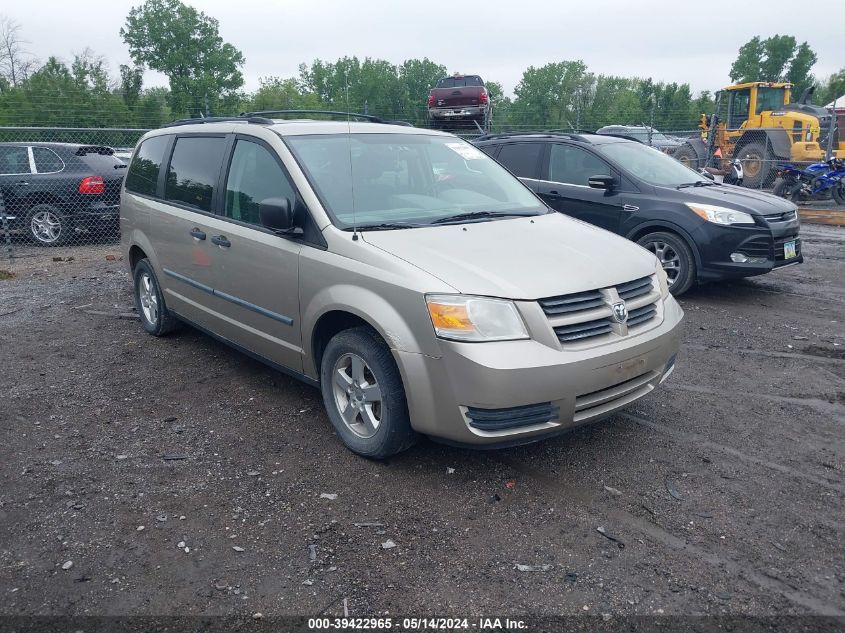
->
0, 227, 843, 621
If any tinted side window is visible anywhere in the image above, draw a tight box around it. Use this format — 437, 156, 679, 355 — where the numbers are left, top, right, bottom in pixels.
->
477, 144, 498, 158
224, 140, 296, 226
496, 143, 542, 179
165, 137, 226, 212
125, 136, 170, 196
33, 147, 64, 173
0, 146, 31, 175
548, 144, 611, 186
77, 151, 125, 173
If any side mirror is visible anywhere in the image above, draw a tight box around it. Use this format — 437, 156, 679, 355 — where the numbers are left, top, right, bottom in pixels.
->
699, 169, 716, 181
259, 197, 295, 233
587, 175, 616, 190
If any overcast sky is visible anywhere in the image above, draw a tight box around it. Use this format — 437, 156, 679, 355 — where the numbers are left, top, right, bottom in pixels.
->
8, 0, 844, 97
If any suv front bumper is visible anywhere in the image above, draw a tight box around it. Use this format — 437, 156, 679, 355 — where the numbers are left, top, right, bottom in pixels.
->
396, 296, 683, 446
428, 106, 486, 121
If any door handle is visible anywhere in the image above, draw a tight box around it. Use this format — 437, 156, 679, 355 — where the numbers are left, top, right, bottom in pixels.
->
189, 228, 206, 240
15, 181, 29, 186
623, 204, 639, 212
211, 235, 231, 248
546, 190, 563, 198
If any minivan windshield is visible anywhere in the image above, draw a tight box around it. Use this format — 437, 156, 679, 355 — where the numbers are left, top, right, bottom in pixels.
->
597, 141, 708, 188
285, 133, 546, 228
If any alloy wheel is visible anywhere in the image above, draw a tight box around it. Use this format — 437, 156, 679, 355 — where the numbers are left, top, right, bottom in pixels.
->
644, 240, 681, 286
138, 272, 159, 325
30, 210, 63, 244
331, 353, 383, 439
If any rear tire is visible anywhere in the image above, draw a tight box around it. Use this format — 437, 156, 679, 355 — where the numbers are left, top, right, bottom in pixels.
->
133, 258, 180, 336
26, 204, 69, 247
320, 326, 418, 459
637, 231, 696, 296
833, 182, 845, 205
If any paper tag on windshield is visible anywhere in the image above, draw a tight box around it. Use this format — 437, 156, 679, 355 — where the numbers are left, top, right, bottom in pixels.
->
445, 142, 484, 160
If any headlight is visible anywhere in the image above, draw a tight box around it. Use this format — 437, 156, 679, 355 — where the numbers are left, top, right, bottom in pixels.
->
685, 203, 755, 226
655, 261, 669, 298
426, 295, 529, 342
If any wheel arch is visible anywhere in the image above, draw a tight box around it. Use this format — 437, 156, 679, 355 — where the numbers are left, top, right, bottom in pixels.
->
736, 128, 791, 159
626, 221, 702, 273
303, 286, 436, 381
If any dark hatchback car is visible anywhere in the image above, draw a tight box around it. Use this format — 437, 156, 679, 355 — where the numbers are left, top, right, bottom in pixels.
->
0, 142, 126, 245
474, 132, 802, 295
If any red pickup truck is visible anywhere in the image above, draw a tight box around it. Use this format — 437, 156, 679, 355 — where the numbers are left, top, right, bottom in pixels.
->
427, 75, 492, 131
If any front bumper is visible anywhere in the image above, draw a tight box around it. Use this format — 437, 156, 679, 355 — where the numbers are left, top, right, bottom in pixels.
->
396, 296, 683, 446
694, 215, 803, 281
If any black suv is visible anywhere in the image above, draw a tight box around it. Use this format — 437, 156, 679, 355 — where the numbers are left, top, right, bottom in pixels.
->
474, 132, 802, 295
0, 143, 126, 246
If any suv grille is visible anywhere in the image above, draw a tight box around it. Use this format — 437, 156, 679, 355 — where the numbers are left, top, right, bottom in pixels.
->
764, 210, 797, 223
737, 236, 771, 259
540, 275, 661, 345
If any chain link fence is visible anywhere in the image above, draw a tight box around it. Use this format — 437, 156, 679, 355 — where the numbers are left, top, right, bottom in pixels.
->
0, 117, 842, 260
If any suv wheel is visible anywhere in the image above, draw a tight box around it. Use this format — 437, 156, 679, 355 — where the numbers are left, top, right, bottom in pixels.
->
320, 326, 418, 458
133, 258, 180, 336
637, 231, 696, 296
27, 205, 68, 246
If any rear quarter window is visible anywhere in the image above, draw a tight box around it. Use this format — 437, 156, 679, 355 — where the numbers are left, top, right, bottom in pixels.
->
77, 151, 124, 174
125, 136, 170, 197
33, 147, 65, 173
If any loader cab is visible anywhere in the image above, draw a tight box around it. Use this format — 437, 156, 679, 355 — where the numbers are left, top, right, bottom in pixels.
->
718, 82, 792, 130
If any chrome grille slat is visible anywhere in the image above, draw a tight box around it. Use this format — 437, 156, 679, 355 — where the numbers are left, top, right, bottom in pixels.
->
616, 276, 653, 301
538, 290, 604, 315
627, 304, 657, 327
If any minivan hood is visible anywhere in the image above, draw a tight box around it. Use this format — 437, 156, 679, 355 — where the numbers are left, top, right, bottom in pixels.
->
672, 183, 796, 215
361, 213, 656, 299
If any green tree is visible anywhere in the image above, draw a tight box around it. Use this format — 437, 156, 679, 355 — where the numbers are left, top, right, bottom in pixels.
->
512, 60, 591, 129
729, 35, 818, 96
119, 63, 144, 109
245, 76, 321, 113
817, 68, 845, 107
120, 0, 245, 117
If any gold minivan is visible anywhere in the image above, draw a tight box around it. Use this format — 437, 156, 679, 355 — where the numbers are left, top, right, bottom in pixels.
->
121, 114, 683, 458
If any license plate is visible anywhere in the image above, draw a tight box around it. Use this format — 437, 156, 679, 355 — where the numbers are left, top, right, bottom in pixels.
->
784, 240, 797, 259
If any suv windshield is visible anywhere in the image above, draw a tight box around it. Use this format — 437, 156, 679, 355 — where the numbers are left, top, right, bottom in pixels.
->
597, 141, 707, 188
285, 133, 545, 228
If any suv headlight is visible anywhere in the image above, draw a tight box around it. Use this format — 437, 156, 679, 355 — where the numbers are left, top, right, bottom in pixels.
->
686, 203, 755, 226
426, 295, 529, 342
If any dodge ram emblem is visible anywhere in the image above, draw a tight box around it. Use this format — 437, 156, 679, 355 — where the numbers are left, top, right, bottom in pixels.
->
612, 301, 628, 323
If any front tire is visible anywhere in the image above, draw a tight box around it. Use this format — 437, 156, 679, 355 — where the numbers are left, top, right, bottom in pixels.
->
320, 326, 417, 459
133, 258, 180, 336
672, 144, 703, 170
736, 141, 774, 189
637, 231, 696, 296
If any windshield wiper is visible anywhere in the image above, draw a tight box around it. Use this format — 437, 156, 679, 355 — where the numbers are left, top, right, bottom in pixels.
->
429, 211, 534, 225
677, 181, 716, 189
347, 222, 423, 231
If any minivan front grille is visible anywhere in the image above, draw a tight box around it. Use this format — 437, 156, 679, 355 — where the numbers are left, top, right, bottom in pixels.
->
554, 318, 614, 342
540, 275, 660, 345
616, 276, 653, 301
626, 304, 657, 327
538, 289, 604, 316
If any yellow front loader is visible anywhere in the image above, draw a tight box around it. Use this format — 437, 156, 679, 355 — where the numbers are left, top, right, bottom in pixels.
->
673, 82, 844, 188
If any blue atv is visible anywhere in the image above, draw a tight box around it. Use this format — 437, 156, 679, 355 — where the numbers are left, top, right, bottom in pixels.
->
773, 157, 845, 205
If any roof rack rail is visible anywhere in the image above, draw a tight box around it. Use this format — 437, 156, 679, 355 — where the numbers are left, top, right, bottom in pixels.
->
163, 115, 274, 128
242, 109, 383, 122
241, 110, 414, 126
475, 130, 591, 142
